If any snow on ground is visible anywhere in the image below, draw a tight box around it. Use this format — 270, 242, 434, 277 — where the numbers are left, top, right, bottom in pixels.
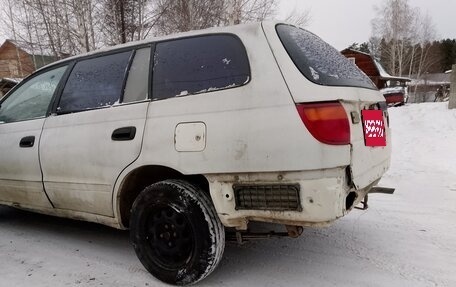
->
1, 102, 455, 287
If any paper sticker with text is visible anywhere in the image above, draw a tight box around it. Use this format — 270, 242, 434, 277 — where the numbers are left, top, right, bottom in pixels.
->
362, 110, 386, 147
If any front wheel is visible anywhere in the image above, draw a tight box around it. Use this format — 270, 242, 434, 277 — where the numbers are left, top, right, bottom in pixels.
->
130, 179, 225, 285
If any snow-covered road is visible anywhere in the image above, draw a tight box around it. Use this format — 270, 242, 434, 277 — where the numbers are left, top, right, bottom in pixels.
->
1, 102, 455, 287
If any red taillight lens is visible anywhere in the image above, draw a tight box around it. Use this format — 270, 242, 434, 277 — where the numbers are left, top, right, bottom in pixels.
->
296, 101, 350, 145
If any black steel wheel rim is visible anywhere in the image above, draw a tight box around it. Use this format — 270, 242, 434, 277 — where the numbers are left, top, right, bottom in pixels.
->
145, 205, 195, 269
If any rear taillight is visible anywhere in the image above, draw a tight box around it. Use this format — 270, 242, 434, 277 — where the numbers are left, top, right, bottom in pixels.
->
296, 101, 350, 145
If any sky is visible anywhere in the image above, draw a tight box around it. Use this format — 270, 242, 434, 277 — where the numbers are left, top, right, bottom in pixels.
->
279, 0, 456, 50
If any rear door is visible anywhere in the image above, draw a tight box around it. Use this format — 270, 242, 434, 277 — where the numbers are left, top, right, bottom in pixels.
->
263, 23, 391, 189
40, 48, 151, 216
346, 101, 391, 189
0, 66, 67, 207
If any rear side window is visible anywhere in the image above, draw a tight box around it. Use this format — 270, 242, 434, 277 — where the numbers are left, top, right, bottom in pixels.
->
153, 35, 250, 100
123, 47, 150, 103
58, 51, 132, 112
276, 24, 376, 90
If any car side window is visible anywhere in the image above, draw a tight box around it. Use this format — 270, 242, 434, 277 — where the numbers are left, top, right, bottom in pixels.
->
0, 66, 67, 124
58, 51, 132, 113
153, 35, 250, 100
123, 48, 150, 103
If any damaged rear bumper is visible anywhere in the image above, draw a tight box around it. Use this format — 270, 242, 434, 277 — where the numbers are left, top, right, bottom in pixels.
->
206, 168, 393, 230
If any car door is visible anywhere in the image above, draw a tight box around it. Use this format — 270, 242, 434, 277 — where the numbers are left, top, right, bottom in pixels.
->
40, 47, 151, 217
0, 65, 68, 208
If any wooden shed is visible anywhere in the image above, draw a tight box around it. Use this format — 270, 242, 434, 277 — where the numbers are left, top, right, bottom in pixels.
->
341, 48, 410, 89
0, 40, 55, 79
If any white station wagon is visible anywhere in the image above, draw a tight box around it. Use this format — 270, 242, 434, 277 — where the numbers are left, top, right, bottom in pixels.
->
0, 22, 393, 285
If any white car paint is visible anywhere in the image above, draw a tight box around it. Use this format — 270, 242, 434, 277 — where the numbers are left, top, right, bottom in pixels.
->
174, 122, 207, 152
40, 102, 149, 216
0, 119, 52, 208
0, 21, 391, 232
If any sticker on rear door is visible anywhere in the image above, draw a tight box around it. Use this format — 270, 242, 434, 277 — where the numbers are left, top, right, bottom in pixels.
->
362, 110, 386, 147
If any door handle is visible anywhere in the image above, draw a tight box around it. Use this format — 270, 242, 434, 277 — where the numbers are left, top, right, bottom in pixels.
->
20, 136, 35, 148
112, 127, 136, 141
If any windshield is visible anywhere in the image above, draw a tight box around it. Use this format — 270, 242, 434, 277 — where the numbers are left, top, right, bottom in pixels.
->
276, 24, 376, 90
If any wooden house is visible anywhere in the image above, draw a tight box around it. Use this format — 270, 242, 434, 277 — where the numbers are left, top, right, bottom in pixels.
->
341, 48, 412, 105
340, 48, 410, 89
0, 39, 55, 79
0, 40, 57, 96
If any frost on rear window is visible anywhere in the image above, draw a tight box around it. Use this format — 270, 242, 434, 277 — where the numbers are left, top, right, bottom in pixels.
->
58, 51, 132, 113
276, 24, 376, 89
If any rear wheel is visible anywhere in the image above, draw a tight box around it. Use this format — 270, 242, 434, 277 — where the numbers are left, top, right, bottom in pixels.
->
130, 179, 225, 285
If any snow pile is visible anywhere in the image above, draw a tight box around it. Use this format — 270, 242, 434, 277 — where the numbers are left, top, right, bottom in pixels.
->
383, 102, 456, 181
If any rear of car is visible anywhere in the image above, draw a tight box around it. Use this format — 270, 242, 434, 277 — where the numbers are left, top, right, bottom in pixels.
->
105, 23, 393, 285
205, 23, 392, 229
269, 23, 391, 190
381, 86, 407, 106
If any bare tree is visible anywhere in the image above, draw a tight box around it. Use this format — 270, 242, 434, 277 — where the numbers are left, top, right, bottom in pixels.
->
5, 0, 24, 76
372, 0, 417, 76
152, 0, 225, 35
152, 0, 280, 36
282, 5, 311, 27
371, 0, 442, 103
1, 0, 101, 56
101, 0, 155, 44
234, 0, 278, 24
225, 0, 278, 25
0, 0, 306, 66
372, 0, 438, 76
414, 13, 437, 79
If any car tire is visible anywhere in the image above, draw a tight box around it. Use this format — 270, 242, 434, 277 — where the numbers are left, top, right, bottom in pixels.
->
130, 179, 225, 285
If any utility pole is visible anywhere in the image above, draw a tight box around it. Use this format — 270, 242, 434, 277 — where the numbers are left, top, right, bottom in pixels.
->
449, 65, 456, 109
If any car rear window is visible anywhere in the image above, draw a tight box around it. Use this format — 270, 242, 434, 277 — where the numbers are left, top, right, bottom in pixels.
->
276, 24, 376, 90
152, 34, 250, 100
